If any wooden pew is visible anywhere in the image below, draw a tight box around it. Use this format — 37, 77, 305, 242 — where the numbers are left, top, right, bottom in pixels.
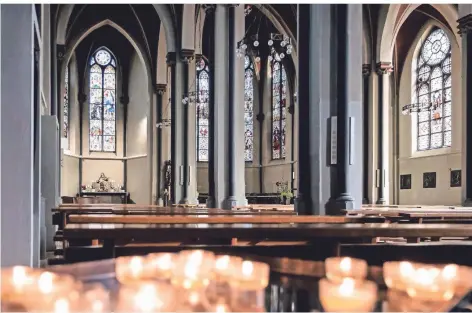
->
61, 222, 472, 262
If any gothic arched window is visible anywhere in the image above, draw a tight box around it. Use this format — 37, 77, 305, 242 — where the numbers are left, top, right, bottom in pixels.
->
244, 55, 254, 162
63, 65, 69, 138
196, 57, 210, 162
89, 48, 116, 152
416, 28, 452, 151
271, 56, 287, 159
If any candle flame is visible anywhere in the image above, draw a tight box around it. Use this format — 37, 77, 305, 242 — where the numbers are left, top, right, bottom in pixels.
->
12, 266, 28, 286
135, 284, 163, 312
339, 258, 352, 273
188, 292, 199, 305
242, 261, 254, 276
155, 254, 172, 271
38, 272, 54, 294
91, 300, 104, 312
338, 278, 355, 296
216, 304, 227, 313
399, 261, 414, 277
54, 298, 70, 313
215, 255, 230, 271
130, 257, 144, 277
442, 264, 458, 280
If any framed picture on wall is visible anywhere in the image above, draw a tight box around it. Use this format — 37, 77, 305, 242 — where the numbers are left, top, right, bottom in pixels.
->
400, 174, 411, 190
450, 170, 461, 187
423, 172, 436, 189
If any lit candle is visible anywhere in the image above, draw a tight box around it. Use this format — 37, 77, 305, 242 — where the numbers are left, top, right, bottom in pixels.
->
229, 260, 269, 290
171, 250, 215, 290
145, 253, 174, 280
405, 265, 456, 301
116, 256, 147, 284
229, 260, 270, 312
213, 255, 242, 281
115, 282, 175, 312
325, 257, 367, 283
319, 278, 378, 312
383, 261, 415, 291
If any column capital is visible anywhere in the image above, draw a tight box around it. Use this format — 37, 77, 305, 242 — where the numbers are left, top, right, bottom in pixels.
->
57, 44, 66, 62
166, 52, 177, 65
154, 84, 167, 95
180, 49, 195, 63
458, 14, 472, 36
376, 62, 393, 75
362, 64, 372, 76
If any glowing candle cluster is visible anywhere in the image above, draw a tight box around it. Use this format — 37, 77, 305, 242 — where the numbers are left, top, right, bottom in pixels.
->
383, 260, 472, 307
320, 257, 377, 312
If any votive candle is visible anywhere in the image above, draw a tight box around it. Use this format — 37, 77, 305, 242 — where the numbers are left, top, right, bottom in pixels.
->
171, 250, 215, 290
325, 257, 368, 283
115, 282, 175, 312
319, 277, 377, 312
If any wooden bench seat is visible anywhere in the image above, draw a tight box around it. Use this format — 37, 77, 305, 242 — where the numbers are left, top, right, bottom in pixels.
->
66, 214, 381, 224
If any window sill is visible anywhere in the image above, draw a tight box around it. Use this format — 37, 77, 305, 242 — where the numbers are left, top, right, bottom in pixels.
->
410, 147, 452, 159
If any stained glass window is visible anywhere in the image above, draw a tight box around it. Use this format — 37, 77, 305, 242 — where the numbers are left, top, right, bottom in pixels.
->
196, 58, 210, 161
271, 55, 287, 159
244, 55, 254, 162
416, 28, 452, 151
89, 48, 116, 152
63, 65, 69, 138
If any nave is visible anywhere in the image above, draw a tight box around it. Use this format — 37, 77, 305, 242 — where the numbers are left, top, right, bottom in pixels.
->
2, 3, 472, 312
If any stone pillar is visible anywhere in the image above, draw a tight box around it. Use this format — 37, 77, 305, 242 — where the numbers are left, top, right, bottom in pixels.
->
375, 62, 393, 205
296, 4, 363, 215
168, 52, 185, 204
295, 4, 334, 215
224, 4, 247, 208
155, 84, 166, 204
211, 4, 229, 208
329, 4, 363, 213
181, 49, 198, 204
458, 14, 472, 205
208, 4, 247, 209
1, 4, 36, 266
204, 5, 217, 208
362, 64, 371, 204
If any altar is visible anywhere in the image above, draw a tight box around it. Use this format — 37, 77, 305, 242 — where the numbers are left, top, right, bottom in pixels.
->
78, 173, 129, 204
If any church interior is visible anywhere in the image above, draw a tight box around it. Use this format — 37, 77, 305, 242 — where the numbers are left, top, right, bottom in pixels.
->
2, 3, 472, 312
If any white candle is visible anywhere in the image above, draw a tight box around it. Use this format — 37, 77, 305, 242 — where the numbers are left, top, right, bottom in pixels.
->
325, 257, 368, 283
319, 278, 377, 312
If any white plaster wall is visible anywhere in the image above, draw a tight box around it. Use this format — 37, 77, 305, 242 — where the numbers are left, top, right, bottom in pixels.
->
126, 51, 151, 204
397, 22, 462, 205
61, 154, 80, 197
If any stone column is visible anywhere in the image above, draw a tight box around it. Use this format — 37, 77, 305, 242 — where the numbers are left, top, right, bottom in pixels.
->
181, 49, 198, 204
155, 84, 166, 204
224, 4, 247, 208
167, 52, 185, 204
362, 64, 371, 204
375, 62, 393, 205
1, 4, 36, 266
295, 4, 334, 215
296, 4, 363, 215
458, 14, 472, 205
329, 4, 363, 213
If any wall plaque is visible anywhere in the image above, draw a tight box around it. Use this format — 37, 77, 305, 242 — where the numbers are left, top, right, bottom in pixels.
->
330, 116, 337, 165
450, 169, 461, 187
400, 174, 411, 190
423, 172, 436, 189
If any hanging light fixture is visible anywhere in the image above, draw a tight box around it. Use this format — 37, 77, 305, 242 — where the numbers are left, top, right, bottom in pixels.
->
237, 5, 292, 62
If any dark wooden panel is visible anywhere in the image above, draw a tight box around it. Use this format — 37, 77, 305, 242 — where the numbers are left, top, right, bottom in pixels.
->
63, 222, 472, 241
